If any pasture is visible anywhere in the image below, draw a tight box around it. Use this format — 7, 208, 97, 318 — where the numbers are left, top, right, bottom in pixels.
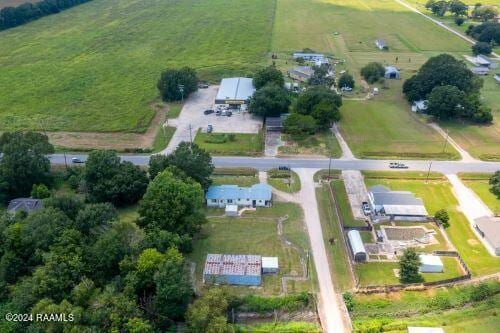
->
364, 174, 500, 276
0, 0, 275, 132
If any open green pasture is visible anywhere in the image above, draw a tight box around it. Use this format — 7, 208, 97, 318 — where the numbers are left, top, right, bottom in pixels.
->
190, 203, 313, 296
339, 81, 460, 160
364, 173, 500, 276
0, 0, 275, 132
459, 174, 499, 216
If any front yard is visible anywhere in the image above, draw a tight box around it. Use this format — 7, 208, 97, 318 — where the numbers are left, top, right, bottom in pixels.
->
194, 131, 264, 156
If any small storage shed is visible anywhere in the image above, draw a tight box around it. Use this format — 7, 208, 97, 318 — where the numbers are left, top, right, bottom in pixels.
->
419, 254, 443, 273
347, 230, 367, 262
225, 204, 238, 217
261, 257, 279, 274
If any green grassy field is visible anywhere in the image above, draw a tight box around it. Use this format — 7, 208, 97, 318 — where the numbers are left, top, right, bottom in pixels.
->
331, 180, 366, 227
267, 169, 301, 193
0, 0, 275, 132
315, 183, 354, 291
462, 178, 500, 216
151, 126, 175, 153
355, 257, 464, 287
279, 132, 342, 157
364, 174, 500, 276
351, 282, 500, 332
211, 175, 259, 187
189, 203, 313, 295
194, 131, 264, 156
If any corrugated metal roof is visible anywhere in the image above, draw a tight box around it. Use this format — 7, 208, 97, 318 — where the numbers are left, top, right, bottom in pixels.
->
206, 184, 272, 201
372, 191, 423, 206
216, 77, 255, 102
203, 254, 262, 276
292, 52, 324, 59
383, 204, 428, 216
475, 216, 500, 248
7, 198, 43, 214
347, 230, 366, 255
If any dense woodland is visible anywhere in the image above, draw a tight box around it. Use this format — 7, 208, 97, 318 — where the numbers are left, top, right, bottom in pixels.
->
0, 0, 92, 30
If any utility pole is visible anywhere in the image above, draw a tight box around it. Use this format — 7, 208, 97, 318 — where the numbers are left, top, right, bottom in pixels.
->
442, 129, 449, 153
178, 84, 185, 102
426, 161, 433, 183
63, 153, 68, 171
328, 155, 332, 180
188, 124, 193, 145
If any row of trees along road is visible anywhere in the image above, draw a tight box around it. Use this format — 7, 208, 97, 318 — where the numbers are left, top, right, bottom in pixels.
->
403, 54, 492, 123
0, 131, 219, 332
248, 65, 342, 136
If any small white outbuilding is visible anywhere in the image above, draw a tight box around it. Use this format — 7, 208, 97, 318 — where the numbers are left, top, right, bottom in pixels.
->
261, 257, 279, 274
225, 204, 238, 217
419, 254, 443, 273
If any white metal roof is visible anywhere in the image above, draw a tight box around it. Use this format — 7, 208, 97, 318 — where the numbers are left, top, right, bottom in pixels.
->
383, 204, 428, 216
419, 255, 443, 267
215, 77, 255, 102
204, 254, 262, 276
262, 257, 279, 269
347, 230, 366, 255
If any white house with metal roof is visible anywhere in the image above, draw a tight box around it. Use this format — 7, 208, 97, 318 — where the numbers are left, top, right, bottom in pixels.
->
205, 184, 272, 208
368, 185, 428, 221
215, 77, 255, 106
347, 230, 367, 262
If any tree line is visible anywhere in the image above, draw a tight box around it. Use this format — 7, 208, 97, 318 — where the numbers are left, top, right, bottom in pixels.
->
0, 0, 93, 31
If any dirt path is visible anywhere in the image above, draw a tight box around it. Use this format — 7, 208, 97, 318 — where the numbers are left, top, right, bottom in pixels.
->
395, 0, 500, 58
332, 123, 355, 160
295, 168, 351, 333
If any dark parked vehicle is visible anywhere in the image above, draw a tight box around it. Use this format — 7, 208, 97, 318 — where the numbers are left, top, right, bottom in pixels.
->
215, 110, 222, 116
198, 83, 209, 89
204, 109, 214, 115
389, 162, 408, 169
226, 111, 232, 117
71, 157, 84, 164
362, 202, 371, 215
278, 165, 290, 171
207, 125, 213, 133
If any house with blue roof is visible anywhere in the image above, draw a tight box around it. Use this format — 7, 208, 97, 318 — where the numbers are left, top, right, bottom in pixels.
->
205, 184, 272, 208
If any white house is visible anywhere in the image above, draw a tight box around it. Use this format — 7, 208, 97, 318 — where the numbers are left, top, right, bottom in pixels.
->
411, 100, 428, 113
419, 254, 443, 273
375, 39, 387, 50
206, 184, 272, 208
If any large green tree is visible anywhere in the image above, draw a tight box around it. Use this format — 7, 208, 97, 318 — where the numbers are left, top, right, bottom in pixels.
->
490, 171, 500, 198
84, 150, 149, 206
0, 132, 54, 203
360, 62, 385, 84
283, 113, 316, 135
253, 66, 284, 89
295, 86, 342, 115
308, 65, 334, 87
426, 85, 466, 120
399, 248, 423, 283
186, 288, 233, 333
138, 170, 205, 237
149, 142, 214, 190
248, 83, 291, 118
157, 67, 198, 102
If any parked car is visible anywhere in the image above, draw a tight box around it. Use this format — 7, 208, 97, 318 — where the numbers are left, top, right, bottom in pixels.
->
198, 83, 209, 89
226, 111, 232, 117
278, 165, 290, 171
389, 162, 408, 169
207, 125, 213, 133
71, 157, 84, 164
362, 202, 371, 215
204, 109, 214, 115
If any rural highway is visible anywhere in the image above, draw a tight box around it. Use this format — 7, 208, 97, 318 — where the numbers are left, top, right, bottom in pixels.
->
53, 154, 500, 173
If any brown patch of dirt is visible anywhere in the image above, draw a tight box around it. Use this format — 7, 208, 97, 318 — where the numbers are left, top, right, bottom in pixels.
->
47, 103, 169, 151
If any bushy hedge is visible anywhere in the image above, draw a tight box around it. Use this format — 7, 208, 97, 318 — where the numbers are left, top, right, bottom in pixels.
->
235, 293, 311, 313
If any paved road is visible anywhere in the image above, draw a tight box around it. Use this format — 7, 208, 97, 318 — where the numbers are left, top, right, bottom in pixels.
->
56, 154, 500, 173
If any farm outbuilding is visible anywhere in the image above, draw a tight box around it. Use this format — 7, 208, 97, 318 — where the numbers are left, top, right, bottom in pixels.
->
292, 52, 325, 62
375, 39, 387, 50
368, 185, 428, 221
215, 77, 255, 106
287, 66, 314, 82
419, 254, 443, 273
225, 204, 238, 217
206, 184, 272, 208
347, 230, 367, 262
411, 100, 428, 113
261, 257, 279, 274
384, 66, 400, 79
203, 254, 262, 286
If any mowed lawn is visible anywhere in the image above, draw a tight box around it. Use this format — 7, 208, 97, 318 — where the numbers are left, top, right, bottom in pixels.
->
340, 81, 460, 160
459, 173, 500, 216
365, 176, 500, 276
190, 203, 312, 296
194, 131, 264, 156
0, 0, 275, 132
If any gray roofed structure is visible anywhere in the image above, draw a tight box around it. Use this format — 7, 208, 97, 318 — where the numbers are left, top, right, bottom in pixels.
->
7, 198, 43, 215
371, 191, 424, 206
215, 78, 255, 104
369, 185, 428, 218
475, 216, 500, 255
347, 230, 367, 262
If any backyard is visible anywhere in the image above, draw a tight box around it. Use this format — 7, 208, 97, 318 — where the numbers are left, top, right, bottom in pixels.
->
364, 173, 500, 276
189, 203, 314, 296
